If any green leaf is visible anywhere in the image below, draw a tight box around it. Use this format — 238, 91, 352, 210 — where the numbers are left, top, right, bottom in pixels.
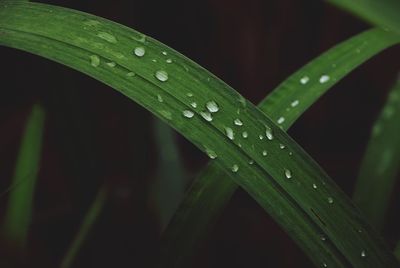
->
152, 118, 187, 230
353, 78, 400, 230
2, 103, 45, 249
328, 0, 400, 34
161, 28, 400, 267
60, 183, 108, 268
0, 2, 399, 267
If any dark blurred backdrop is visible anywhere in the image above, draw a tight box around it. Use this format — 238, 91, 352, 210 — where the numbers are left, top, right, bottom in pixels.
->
0, 0, 399, 267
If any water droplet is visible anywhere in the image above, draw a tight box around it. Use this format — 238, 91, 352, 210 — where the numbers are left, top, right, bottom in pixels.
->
277, 117, 285, 124
155, 70, 169, 82
152, 59, 158, 63
327, 197, 334, 204
248, 159, 254, 165
238, 95, 247, 107
242, 131, 248, 138
83, 19, 101, 27
265, 127, 274, 140
279, 144, 286, 149
162, 51, 168, 56
319, 75, 330, 84
205, 148, 217, 159
182, 110, 194, 118
323, 263, 328, 267
126, 72, 136, 77
312, 183, 317, 189
106, 61, 116, 67
200, 111, 213, 122
134, 47, 146, 57
300, 76, 310, 85
291, 100, 300, 107
89, 55, 100, 67
320, 235, 326, 241
166, 58, 173, 63
231, 164, 239, 173
157, 94, 163, 102
234, 118, 243, 126
284, 169, 292, 179
259, 134, 264, 140
97, 32, 117, 43
160, 110, 172, 120
361, 250, 366, 258
225, 127, 234, 140
186, 93, 194, 97
190, 102, 197, 108
206, 101, 219, 113
262, 150, 267, 156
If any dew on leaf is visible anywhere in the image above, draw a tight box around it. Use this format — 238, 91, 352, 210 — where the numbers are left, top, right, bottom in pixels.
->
277, 117, 285, 124
89, 55, 100, 67
300, 76, 310, 85
361, 250, 366, 258
319, 75, 330, 84
200, 111, 213, 122
327, 197, 334, 204
265, 127, 274, 140
157, 94, 163, 103
205, 148, 217, 159
126, 72, 136, 77
97, 32, 117, 43
155, 70, 169, 82
225, 127, 234, 140
166, 58, 173, 63
106, 61, 116, 68
234, 118, 243, 126
190, 102, 197, 108
291, 100, 300, 107
284, 169, 292, 179
242, 131, 248, 138
262, 150, 267, 156
231, 164, 239, 173
206, 101, 219, 113
182, 110, 194, 118
134, 46, 146, 57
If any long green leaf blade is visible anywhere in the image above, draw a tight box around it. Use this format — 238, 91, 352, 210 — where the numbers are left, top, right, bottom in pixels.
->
353, 78, 400, 230
2, 104, 45, 249
152, 118, 187, 230
60, 183, 108, 268
328, 0, 400, 34
161, 28, 400, 267
0, 2, 398, 267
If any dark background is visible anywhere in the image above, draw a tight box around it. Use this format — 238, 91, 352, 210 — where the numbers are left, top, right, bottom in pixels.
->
0, 0, 400, 267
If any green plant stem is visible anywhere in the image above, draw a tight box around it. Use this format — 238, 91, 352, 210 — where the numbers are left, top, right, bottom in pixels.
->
60, 183, 108, 268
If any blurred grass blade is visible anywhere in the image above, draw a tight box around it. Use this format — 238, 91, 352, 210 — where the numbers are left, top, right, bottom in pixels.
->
2, 104, 45, 249
152, 118, 186, 230
161, 28, 400, 267
395, 242, 400, 261
60, 183, 108, 268
328, 0, 400, 34
353, 77, 400, 230
0, 2, 399, 267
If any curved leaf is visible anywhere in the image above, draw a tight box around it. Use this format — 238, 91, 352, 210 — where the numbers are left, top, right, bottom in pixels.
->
161, 28, 400, 267
0, 2, 398, 267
